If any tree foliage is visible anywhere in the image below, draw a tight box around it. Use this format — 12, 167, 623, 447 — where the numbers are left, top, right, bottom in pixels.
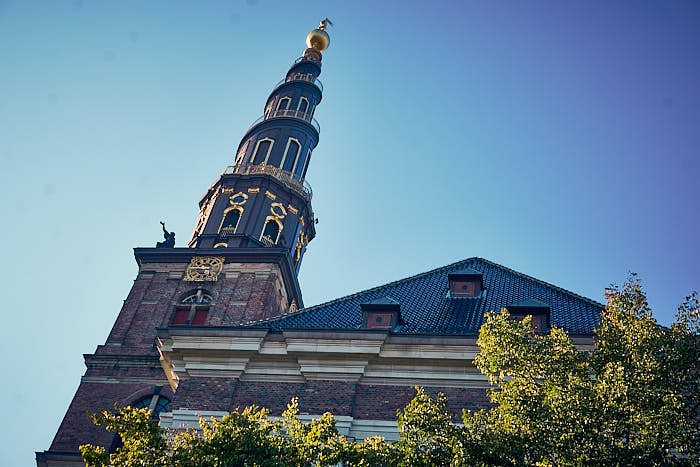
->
81, 278, 698, 466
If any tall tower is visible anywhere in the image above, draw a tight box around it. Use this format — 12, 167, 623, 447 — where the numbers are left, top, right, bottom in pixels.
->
37, 23, 331, 467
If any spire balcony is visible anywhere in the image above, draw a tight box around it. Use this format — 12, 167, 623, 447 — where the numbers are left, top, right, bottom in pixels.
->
273, 72, 323, 93
294, 56, 323, 67
222, 163, 313, 201
247, 109, 320, 134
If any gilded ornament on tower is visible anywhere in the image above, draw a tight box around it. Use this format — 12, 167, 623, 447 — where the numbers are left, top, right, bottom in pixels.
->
184, 256, 225, 282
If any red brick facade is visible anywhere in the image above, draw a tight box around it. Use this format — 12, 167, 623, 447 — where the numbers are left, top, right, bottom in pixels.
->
40, 258, 296, 463
228, 381, 490, 419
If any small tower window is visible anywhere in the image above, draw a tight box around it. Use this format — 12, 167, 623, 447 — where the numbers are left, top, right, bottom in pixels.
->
172, 289, 212, 325
260, 217, 282, 246
252, 138, 274, 165
297, 97, 309, 114
219, 207, 242, 235
277, 97, 291, 111
281, 138, 301, 171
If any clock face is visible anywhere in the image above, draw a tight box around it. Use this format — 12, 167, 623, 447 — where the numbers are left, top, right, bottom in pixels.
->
192, 264, 213, 273
184, 256, 225, 282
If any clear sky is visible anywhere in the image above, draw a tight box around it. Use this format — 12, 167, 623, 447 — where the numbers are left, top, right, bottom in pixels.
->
1, 1, 698, 465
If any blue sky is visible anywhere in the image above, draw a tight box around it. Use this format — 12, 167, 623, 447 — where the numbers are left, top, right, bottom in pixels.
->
1, 1, 699, 465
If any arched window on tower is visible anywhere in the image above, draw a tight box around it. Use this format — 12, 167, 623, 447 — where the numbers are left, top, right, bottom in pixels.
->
252, 138, 274, 165
297, 97, 309, 114
277, 97, 291, 111
300, 149, 312, 178
218, 206, 243, 235
172, 289, 213, 325
260, 217, 282, 246
281, 138, 301, 171
132, 394, 171, 421
293, 148, 310, 176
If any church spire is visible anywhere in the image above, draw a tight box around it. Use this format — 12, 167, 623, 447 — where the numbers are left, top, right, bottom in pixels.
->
232, 21, 330, 178
187, 23, 331, 275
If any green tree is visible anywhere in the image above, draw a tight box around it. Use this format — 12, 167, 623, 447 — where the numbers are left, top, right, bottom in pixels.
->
459, 277, 699, 466
393, 386, 457, 466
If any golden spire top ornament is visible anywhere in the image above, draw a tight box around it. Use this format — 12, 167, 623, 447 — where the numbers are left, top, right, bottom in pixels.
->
305, 18, 332, 54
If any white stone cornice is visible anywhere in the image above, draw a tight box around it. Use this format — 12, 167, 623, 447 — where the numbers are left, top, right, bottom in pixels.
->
157, 328, 595, 389
182, 356, 251, 378
161, 335, 266, 352
298, 357, 370, 381
379, 343, 479, 360
159, 411, 399, 442
284, 337, 384, 355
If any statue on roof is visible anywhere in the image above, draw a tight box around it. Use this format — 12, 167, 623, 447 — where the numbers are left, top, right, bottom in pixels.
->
156, 221, 175, 248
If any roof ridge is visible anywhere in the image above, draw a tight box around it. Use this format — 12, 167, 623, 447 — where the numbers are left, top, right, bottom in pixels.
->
242, 256, 604, 327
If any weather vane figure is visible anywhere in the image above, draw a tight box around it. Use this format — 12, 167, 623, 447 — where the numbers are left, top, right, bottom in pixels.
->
319, 18, 333, 31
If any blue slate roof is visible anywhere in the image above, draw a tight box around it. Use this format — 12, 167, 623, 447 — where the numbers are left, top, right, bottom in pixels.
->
258, 257, 603, 335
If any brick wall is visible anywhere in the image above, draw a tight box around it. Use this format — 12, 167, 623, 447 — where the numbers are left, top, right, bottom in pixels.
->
230, 380, 358, 416
46, 258, 292, 460
215, 380, 490, 421
97, 262, 289, 357
352, 384, 491, 420
230, 380, 304, 414
172, 378, 239, 412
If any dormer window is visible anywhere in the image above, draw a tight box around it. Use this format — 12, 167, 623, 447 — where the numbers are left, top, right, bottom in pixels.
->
507, 298, 551, 332
448, 268, 484, 298
361, 297, 404, 330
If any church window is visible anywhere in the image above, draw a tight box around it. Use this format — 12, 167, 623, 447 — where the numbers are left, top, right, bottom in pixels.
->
292, 147, 308, 175
132, 394, 171, 420
218, 206, 243, 235
297, 97, 309, 114
260, 217, 282, 246
277, 97, 291, 111
301, 149, 312, 178
235, 141, 248, 166
252, 138, 274, 165
281, 138, 301, 171
172, 289, 212, 325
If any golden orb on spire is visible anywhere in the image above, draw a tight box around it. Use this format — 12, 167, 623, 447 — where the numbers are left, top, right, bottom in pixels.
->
306, 29, 330, 51
306, 18, 332, 51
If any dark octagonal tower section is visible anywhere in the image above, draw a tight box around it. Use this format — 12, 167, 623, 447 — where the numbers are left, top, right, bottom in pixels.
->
37, 25, 331, 467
